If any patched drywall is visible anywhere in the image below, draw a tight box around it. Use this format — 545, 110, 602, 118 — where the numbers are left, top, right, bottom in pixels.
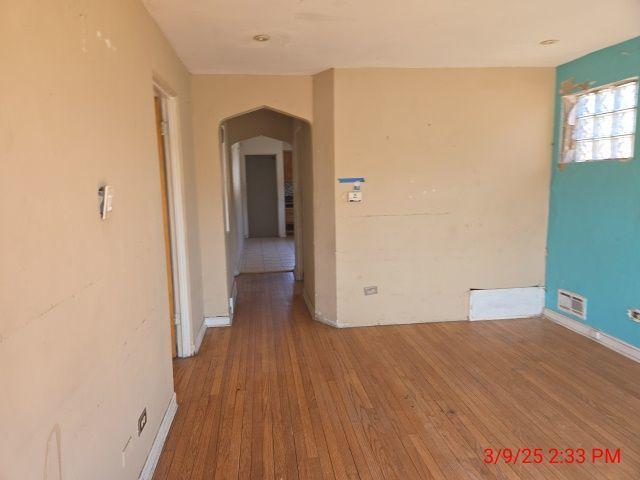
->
0, 0, 200, 479
331, 68, 554, 326
546, 36, 640, 348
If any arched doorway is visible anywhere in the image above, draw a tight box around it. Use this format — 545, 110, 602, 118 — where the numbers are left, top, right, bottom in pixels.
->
218, 107, 314, 317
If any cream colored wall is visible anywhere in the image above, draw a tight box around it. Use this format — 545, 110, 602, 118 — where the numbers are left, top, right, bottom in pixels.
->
227, 108, 294, 145
311, 70, 338, 324
230, 143, 245, 275
294, 121, 315, 306
0, 1, 200, 479
191, 75, 312, 317
332, 68, 554, 326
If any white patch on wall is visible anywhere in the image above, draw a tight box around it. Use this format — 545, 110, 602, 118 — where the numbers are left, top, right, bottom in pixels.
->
557, 289, 587, 320
469, 287, 545, 321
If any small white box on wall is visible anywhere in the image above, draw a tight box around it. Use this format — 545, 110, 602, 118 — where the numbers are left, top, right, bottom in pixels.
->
469, 287, 545, 321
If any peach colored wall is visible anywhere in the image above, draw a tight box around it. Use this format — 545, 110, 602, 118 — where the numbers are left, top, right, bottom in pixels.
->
0, 0, 201, 479
191, 75, 312, 317
227, 109, 294, 145
295, 120, 315, 308
332, 68, 554, 326
311, 70, 338, 324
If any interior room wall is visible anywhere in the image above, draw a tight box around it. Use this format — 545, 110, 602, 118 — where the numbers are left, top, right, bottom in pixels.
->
294, 120, 315, 305
0, 0, 200, 478
226, 108, 294, 145
230, 142, 244, 274
191, 75, 312, 318
545, 36, 640, 348
311, 70, 339, 324
331, 68, 555, 326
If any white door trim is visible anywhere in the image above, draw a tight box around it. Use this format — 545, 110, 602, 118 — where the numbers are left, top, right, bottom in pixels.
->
153, 80, 194, 358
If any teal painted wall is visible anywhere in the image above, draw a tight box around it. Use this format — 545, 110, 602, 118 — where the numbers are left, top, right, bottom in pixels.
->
546, 36, 640, 348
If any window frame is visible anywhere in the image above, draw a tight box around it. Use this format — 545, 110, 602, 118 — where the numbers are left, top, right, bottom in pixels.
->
559, 77, 638, 165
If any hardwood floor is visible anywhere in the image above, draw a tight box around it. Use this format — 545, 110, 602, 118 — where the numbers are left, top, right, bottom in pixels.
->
153, 272, 640, 479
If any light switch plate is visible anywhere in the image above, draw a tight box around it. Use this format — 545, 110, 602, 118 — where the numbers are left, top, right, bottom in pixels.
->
348, 191, 362, 203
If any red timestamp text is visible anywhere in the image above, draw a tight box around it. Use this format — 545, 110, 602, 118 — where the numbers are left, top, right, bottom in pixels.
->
482, 447, 621, 465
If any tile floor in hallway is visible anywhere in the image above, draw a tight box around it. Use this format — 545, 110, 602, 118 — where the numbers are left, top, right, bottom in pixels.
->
240, 237, 295, 273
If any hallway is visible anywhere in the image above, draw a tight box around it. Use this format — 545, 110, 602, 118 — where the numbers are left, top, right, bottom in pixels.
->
240, 237, 295, 273
153, 273, 640, 480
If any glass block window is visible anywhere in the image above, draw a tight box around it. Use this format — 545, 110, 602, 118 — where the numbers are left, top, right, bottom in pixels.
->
560, 79, 637, 163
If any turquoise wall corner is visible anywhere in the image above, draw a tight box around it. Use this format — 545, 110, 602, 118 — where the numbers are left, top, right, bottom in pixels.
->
546, 36, 640, 348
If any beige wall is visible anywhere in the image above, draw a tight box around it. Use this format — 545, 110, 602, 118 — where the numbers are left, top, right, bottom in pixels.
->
227, 109, 294, 145
332, 68, 554, 326
311, 70, 338, 324
191, 75, 313, 317
0, 0, 201, 479
294, 121, 315, 306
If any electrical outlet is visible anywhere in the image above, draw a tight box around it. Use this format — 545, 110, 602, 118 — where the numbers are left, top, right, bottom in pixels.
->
363, 286, 378, 296
628, 309, 640, 323
138, 408, 147, 436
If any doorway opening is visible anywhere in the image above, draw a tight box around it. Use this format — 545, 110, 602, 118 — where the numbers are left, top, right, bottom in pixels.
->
238, 139, 295, 273
153, 82, 193, 358
246, 154, 279, 238
218, 107, 313, 316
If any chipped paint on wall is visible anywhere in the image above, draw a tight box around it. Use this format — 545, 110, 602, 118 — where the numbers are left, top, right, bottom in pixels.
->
546, 36, 640, 348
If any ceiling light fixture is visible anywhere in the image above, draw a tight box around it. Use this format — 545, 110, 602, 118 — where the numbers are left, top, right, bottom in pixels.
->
253, 34, 270, 42
539, 39, 559, 45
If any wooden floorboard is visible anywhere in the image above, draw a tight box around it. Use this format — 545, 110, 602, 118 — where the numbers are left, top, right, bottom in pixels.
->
153, 272, 640, 479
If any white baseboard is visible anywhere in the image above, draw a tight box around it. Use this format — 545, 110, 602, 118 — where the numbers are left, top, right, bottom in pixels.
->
205, 316, 231, 328
138, 392, 178, 480
302, 288, 315, 318
314, 310, 339, 328
193, 319, 207, 354
544, 308, 640, 363
302, 292, 339, 328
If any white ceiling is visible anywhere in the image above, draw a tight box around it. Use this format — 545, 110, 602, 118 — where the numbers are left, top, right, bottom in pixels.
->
142, 0, 640, 74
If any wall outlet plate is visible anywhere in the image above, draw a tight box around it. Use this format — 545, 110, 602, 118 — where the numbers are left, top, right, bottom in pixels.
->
364, 286, 378, 296
138, 408, 147, 436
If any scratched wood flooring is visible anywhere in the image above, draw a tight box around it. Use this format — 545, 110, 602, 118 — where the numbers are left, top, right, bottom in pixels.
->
153, 272, 640, 480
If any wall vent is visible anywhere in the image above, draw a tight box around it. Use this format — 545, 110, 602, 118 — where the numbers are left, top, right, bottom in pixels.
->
557, 289, 587, 320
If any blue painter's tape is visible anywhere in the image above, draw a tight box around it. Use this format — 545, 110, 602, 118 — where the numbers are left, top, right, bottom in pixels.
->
337, 177, 365, 183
